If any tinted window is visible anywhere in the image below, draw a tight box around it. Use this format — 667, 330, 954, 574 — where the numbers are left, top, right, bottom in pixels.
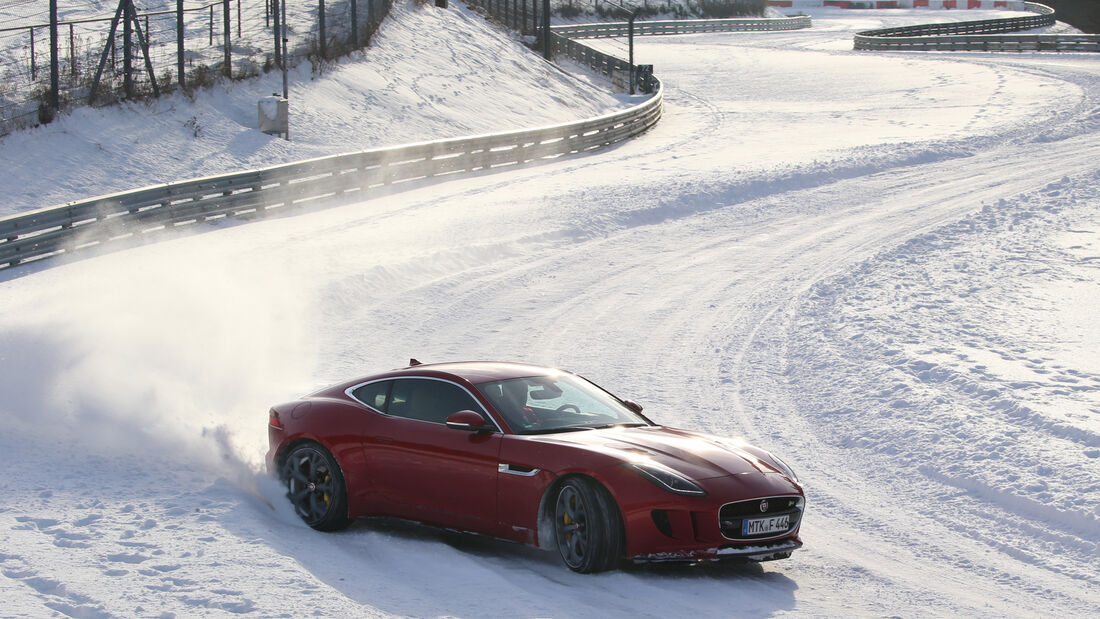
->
386, 379, 482, 424
352, 380, 391, 411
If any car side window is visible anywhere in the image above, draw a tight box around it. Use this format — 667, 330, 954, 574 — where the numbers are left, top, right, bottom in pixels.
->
352, 380, 391, 412
387, 379, 481, 424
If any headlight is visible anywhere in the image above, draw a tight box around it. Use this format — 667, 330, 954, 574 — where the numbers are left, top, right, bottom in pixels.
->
628, 462, 706, 496
766, 451, 800, 484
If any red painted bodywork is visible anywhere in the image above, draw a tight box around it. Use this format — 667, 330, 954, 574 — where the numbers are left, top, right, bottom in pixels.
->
267, 362, 805, 561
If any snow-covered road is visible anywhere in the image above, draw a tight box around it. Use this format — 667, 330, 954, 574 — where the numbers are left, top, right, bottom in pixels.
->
2, 5, 1098, 617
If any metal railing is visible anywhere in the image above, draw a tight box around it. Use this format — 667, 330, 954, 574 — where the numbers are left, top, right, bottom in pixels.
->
858, 33, 1100, 52
1, 9, 821, 273
550, 14, 810, 90
0, 81, 662, 272
552, 31, 631, 79
552, 15, 812, 39
854, 2, 1100, 52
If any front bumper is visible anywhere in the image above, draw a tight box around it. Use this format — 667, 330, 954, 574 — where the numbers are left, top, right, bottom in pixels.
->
631, 537, 803, 564
604, 467, 805, 559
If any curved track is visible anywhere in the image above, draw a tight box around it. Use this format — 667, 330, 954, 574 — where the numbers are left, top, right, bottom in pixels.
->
1, 10, 1098, 617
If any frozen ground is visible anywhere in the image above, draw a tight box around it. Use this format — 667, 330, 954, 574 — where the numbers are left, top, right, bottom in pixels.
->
1, 3, 1099, 617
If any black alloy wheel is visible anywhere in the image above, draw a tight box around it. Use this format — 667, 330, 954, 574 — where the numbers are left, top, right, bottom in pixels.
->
282, 443, 350, 531
553, 477, 624, 573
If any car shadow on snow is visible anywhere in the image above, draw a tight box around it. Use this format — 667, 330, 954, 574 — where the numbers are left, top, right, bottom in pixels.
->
226, 491, 800, 616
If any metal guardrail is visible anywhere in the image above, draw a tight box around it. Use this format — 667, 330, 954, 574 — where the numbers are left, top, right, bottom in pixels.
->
1, 11, 817, 272
552, 15, 813, 39
550, 16, 812, 91
552, 32, 632, 81
859, 33, 1100, 52
854, 2, 1100, 52
0, 85, 661, 271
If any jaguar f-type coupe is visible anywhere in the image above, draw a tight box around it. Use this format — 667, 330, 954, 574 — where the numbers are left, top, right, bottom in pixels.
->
266, 361, 804, 572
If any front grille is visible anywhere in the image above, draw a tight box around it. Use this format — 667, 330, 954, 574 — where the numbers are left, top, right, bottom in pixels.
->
719, 495, 803, 541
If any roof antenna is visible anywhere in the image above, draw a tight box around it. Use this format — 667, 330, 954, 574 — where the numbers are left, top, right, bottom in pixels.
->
409, 358, 422, 366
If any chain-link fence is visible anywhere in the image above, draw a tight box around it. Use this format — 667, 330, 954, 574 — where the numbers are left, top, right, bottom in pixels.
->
0, 0, 393, 137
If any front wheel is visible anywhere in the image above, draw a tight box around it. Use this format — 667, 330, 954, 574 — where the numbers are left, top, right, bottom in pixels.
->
553, 477, 624, 573
282, 443, 350, 531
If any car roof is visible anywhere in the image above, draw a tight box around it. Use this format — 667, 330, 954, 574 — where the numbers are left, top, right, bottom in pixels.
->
391, 361, 565, 383
325, 361, 567, 394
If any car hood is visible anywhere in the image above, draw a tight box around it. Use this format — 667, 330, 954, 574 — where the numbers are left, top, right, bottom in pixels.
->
527, 425, 787, 481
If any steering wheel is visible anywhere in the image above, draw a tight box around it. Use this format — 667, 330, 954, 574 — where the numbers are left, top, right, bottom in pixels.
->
555, 404, 581, 414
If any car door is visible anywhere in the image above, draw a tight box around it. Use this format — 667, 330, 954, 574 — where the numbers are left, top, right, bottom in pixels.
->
364, 377, 502, 533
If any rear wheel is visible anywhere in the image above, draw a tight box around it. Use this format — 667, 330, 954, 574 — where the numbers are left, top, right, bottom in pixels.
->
553, 477, 624, 573
282, 443, 350, 531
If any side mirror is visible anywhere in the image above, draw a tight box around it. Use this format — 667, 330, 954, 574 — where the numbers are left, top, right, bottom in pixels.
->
622, 399, 643, 414
445, 410, 491, 432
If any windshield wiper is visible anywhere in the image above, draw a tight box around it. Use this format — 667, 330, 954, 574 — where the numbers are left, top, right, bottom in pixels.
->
581, 422, 648, 430
521, 426, 594, 435
521, 422, 648, 435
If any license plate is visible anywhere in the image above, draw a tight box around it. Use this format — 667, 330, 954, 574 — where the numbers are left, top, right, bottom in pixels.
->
742, 514, 789, 536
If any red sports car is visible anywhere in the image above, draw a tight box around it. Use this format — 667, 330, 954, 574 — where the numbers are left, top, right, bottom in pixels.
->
267, 361, 804, 572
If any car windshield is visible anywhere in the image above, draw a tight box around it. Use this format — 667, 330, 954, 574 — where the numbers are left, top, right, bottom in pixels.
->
476, 373, 649, 434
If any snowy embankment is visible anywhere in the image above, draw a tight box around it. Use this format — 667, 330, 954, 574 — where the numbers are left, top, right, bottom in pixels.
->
2, 3, 1099, 617
0, 1, 628, 216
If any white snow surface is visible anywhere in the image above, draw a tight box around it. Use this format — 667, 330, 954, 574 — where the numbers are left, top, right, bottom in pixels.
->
2, 4, 1099, 617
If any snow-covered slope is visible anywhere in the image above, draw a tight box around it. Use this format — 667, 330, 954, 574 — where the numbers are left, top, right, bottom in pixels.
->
0, 1, 628, 216
1, 5, 1098, 617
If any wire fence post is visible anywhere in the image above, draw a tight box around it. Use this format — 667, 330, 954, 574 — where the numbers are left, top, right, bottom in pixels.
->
69, 23, 75, 78
123, 3, 133, 98
281, 0, 288, 102
351, 0, 359, 48
542, 0, 550, 60
29, 27, 36, 81
223, 0, 231, 77
272, 0, 282, 66
49, 0, 59, 116
628, 13, 636, 95
319, 0, 327, 59
177, 0, 185, 89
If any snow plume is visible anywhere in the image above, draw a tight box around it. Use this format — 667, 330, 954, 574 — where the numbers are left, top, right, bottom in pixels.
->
0, 239, 318, 478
